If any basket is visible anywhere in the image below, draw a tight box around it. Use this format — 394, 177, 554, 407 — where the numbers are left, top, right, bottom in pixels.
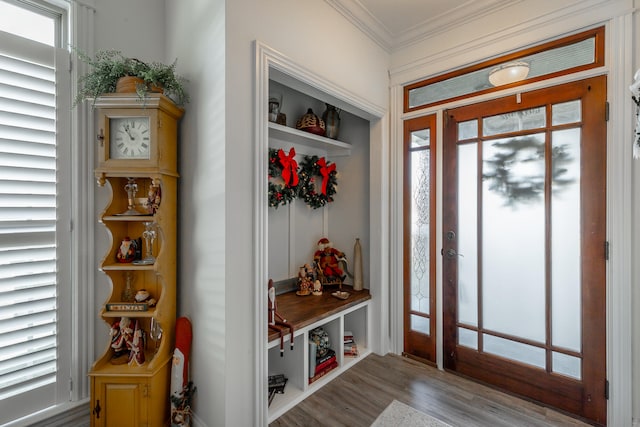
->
296, 108, 325, 136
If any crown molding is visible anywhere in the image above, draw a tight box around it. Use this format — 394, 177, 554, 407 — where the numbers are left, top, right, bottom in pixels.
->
324, 0, 393, 52
392, 0, 522, 50
325, 0, 521, 53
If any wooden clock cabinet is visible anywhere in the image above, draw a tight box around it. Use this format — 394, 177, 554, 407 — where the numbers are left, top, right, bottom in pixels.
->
89, 94, 183, 427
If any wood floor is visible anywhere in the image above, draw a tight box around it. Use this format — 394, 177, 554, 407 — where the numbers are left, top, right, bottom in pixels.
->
270, 353, 593, 427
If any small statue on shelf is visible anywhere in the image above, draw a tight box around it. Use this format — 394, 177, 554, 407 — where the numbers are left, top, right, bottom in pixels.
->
128, 320, 146, 366
110, 316, 134, 364
134, 289, 157, 307
268, 279, 294, 357
313, 237, 347, 286
146, 183, 161, 214
296, 264, 314, 296
116, 236, 140, 263
312, 279, 323, 296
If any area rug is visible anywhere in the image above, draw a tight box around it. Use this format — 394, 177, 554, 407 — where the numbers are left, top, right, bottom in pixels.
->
371, 400, 452, 427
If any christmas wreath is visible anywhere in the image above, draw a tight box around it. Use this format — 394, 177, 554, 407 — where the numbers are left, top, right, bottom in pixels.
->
298, 155, 338, 209
268, 147, 299, 208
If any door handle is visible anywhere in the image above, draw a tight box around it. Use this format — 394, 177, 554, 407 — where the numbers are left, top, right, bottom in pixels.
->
445, 249, 463, 259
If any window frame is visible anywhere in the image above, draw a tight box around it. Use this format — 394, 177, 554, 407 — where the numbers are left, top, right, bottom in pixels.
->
403, 26, 605, 113
0, 0, 92, 425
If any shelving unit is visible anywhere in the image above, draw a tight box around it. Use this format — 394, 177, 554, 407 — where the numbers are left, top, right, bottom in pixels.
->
267, 287, 371, 423
89, 94, 183, 427
264, 54, 377, 423
268, 121, 352, 156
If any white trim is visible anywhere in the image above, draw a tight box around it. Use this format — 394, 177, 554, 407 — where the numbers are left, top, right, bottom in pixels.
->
69, 0, 94, 405
605, 13, 634, 427
325, 0, 522, 54
254, 41, 270, 427
323, 0, 392, 52
389, 84, 403, 355
254, 41, 387, 426
3, 399, 90, 427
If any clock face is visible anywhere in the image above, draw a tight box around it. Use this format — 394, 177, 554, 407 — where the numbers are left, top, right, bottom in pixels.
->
109, 117, 151, 159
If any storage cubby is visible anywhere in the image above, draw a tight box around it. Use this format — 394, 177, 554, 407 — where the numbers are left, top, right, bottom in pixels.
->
266, 60, 374, 423
266, 286, 371, 422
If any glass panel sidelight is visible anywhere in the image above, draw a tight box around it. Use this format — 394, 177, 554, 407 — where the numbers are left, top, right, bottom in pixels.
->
551, 127, 582, 353
482, 134, 546, 343
410, 142, 431, 317
410, 128, 430, 148
404, 114, 437, 363
457, 143, 478, 326
410, 314, 430, 335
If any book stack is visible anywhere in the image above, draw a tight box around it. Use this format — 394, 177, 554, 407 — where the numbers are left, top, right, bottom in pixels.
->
268, 374, 288, 406
309, 348, 338, 384
344, 331, 359, 357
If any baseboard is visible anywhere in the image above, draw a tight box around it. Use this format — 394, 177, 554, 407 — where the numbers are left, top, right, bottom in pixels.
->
191, 412, 205, 427
25, 402, 90, 427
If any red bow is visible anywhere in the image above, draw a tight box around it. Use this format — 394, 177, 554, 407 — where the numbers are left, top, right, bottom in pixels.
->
278, 148, 299, 187
317, 157, 336, 195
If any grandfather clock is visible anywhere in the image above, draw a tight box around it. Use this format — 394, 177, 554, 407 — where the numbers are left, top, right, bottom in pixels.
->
90, 93, 183, 427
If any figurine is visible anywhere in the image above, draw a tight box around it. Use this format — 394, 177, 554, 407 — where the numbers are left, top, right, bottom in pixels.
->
296, 266, 311, 296
312, 279, 323, 296
135, 289, 157, 307
110, 317, 134, 364
314, 237, 346, 285
146, 184, 161, 214
268, 279, 294, 356
116, 236, 138, 263
128, 320, 146, 366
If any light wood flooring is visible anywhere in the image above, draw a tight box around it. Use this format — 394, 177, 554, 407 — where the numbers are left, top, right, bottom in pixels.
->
270, 353, 593, 427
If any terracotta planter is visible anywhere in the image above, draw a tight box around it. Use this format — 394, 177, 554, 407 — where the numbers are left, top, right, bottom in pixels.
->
116, 76, 163, 94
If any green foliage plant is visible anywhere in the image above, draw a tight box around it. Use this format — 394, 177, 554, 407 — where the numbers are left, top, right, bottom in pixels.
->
74, 49, 189, 107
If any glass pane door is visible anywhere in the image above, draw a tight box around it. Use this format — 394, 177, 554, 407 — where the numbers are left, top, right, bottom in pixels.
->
443, 76, 606, 424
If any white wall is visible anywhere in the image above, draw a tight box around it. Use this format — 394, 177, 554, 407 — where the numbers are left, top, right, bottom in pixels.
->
633, 2, 640, 424
90, 0, 169, 361
165, 0, 389, 426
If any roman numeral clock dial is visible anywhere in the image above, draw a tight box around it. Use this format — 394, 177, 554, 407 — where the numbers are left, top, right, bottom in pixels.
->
110, 117, 151, 159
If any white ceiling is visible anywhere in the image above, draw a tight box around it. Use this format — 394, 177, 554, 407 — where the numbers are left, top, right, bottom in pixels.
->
327, 0, 518, 52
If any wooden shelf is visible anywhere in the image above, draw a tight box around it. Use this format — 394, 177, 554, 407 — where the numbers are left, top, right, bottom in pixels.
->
268, 122, 351, 156
101, 263, 156, 271
100, 307, 157, 318
268, 286, 370, 343
102, 215, 155, 222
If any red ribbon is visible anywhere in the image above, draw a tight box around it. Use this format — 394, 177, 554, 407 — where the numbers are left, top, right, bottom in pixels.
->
317, 157, 336, 195
278, 148, 299, 187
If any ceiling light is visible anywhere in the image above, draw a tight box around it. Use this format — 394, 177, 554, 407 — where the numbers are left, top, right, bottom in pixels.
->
488, 62, 530, 87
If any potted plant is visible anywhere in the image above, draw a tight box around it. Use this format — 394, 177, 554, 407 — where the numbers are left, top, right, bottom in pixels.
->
74, 49, 189, 107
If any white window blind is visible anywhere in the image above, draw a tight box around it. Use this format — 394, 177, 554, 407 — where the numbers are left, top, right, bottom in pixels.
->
0, 29, 62, 423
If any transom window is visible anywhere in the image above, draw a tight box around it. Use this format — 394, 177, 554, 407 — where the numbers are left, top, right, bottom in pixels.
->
404, 26, 604, 112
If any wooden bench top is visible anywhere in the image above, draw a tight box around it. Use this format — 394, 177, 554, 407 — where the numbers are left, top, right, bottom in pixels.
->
268, 286, 371, 343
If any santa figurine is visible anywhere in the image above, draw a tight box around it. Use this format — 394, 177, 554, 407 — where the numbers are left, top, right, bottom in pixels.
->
314, 237, 346, 283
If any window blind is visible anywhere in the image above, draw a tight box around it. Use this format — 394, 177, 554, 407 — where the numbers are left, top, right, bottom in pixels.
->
0, 31, 58, 421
